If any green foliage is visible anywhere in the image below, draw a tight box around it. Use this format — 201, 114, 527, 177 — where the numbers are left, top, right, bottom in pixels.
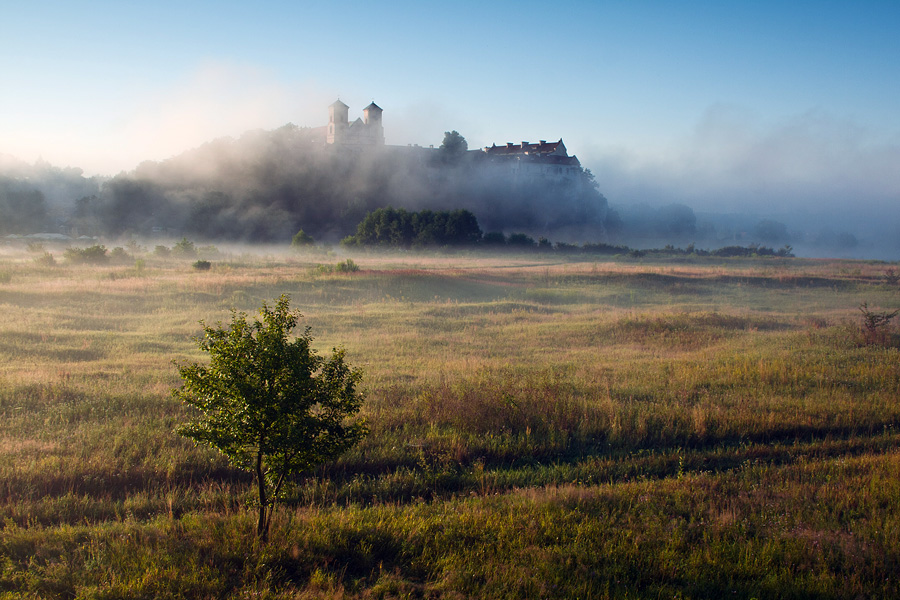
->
336, 258, 359, 272
712, 244, 791, 258
344, 207, 482, 248
316, 259, 360, 274
506, 233, 536, 247
858, 301, 899, 346
291, 229, 314, 247
63, 244, 109, 264
153, 245, 171, 257
174, 295, 366, 540
481, 231, 506, 246
172, 238, 196, 257
437, 130, 469, 165
192, 259, 212, 271
109, 246, 131, 263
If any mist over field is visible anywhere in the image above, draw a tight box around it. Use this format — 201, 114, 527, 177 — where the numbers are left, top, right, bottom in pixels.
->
586, 106, 900, 259
1, 106, 897, 259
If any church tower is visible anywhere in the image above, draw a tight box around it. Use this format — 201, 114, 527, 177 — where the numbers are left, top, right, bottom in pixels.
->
363, 102, 384, 145
327, 99, 349, 144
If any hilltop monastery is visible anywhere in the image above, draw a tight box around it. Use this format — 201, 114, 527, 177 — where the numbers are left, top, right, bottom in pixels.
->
313, 100, 584, 183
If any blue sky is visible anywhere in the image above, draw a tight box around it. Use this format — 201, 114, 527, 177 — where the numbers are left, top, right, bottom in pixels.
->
2, 0, 898, 218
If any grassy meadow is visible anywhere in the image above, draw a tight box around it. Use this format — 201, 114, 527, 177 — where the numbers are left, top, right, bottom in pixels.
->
0, 244, 898, 599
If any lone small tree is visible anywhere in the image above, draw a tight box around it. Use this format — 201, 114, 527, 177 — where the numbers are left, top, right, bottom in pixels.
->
858, 301, 899, 346
174, 295, 366, 541
291, 229, 315, 248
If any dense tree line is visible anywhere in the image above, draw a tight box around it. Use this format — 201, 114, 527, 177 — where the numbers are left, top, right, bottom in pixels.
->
342, 207, 482, 248
339, 206, 795, 258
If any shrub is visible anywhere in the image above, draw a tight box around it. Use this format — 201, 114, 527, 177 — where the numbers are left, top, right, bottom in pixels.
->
291, 229, 315, 248
34, 252, 56, 267
316, 259, 360, 275
193, 260, 212, 271
336, 258, 359, 273
172, 238, 197, 257
154, 245, 171, 257
63, 245, 109, 264
109, 247, 131, 263
858, 302, 899, 346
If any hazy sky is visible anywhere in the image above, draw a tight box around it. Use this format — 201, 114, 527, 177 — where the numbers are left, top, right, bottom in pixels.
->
2, 0, 898, 216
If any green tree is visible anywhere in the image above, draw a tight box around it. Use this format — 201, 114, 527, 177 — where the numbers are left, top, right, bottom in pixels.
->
291, 229, 314, 247
437, 130, 468, 165
174, 295, 367, 541
172, 237, 197, 257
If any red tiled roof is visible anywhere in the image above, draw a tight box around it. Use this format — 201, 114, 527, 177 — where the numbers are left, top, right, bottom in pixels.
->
483, 139, 565, 157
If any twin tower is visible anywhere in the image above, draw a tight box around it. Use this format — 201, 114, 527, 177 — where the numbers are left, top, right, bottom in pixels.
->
326, 100, 384, 146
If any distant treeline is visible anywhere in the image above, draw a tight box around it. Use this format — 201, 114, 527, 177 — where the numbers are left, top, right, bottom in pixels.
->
340, 207, 795, 257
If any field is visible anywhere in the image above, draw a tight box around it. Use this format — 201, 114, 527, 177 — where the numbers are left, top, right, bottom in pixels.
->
0, 245, 898, 599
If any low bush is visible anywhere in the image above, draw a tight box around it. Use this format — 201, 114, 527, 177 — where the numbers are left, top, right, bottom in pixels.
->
34, 252, 56, 267
109, 247, 131, 263
63, 245, 109, 264
317, 259, 360, 274
859, 301, 899, 346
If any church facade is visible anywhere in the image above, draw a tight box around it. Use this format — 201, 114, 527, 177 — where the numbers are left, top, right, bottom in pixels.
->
326, 100, 385, 146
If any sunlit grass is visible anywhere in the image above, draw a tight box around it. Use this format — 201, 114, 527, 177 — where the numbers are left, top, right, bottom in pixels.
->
0, 246, 898, 597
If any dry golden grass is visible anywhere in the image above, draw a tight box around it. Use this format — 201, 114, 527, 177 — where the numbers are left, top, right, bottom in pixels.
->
0, 244, 898, 597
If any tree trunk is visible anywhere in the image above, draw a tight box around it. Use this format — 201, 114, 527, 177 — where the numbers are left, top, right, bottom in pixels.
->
256, 451, 268, 542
